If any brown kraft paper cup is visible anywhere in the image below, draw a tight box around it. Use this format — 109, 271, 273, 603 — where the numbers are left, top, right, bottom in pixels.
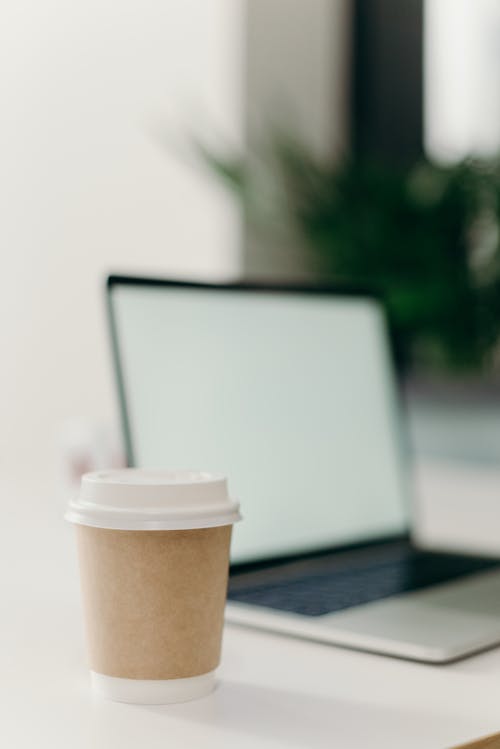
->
77, 524, 232, 680
66, 469, 241, 703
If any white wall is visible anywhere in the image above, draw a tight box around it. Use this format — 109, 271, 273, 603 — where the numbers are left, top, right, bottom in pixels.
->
0, 0, 243, 487
246, 0, 351, 161
425, 0, 500, 162
243, 0, 352, 278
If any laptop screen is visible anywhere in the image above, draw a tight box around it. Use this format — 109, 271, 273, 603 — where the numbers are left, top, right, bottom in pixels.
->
108, 279, 409, 564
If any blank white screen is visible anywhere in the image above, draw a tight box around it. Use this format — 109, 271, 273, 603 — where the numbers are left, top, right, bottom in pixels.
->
111, 284, 408, 563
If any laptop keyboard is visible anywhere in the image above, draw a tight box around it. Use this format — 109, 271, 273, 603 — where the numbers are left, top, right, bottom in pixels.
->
227, 545, 500, 617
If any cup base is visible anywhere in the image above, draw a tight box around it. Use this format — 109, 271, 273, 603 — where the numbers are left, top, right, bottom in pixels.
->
90, 670, 216, 704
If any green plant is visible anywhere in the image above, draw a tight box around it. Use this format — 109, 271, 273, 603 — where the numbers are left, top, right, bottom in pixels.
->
198, 135, 500, 372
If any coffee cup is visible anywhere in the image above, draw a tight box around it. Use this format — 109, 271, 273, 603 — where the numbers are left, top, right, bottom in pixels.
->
66, 469, 241, 704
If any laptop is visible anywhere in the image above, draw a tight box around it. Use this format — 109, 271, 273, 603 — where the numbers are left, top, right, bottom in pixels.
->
106, 274, 500, 663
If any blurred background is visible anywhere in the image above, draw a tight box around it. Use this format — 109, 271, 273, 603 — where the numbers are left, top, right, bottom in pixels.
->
3, 0, 500, 541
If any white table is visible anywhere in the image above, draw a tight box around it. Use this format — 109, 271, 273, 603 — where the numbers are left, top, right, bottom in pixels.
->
4, 468, 500, 749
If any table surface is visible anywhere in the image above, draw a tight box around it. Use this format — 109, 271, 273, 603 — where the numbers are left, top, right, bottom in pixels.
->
4, 464, 500, 749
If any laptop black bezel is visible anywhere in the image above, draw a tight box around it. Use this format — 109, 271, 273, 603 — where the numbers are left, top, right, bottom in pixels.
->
105, 273, 412, 574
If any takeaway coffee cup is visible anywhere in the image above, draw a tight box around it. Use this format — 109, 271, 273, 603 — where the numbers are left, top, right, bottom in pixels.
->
65, 469, 241, 704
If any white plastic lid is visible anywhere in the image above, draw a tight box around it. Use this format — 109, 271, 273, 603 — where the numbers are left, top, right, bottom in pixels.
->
65, 469, 241, 531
